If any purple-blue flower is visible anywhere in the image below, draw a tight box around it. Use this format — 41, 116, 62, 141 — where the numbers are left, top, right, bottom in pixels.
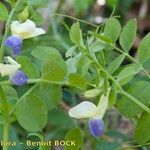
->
89, 118, 104, 137
5, 35, 23, 55
10, 71, 28, 86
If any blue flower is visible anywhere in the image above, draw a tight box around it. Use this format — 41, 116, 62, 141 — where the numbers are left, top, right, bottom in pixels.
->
89, 118, 104, 137
10, 71, 28, 86
5, 35, 23, 55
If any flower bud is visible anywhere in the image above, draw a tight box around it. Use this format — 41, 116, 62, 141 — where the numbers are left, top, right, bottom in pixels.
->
84, 88, 101, 98
5, 35, 23, 55
89, 118, 104, 137
10, 71, 28, 86
18, 6, 29, 22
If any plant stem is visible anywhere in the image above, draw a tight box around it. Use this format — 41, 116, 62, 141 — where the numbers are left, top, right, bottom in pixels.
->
3, 121, 9, 150
0, 0, 21, 62
84, 51, 150, 114
110, 44, 150, 79
0, 86, 9, 150
50, 13, 98, 28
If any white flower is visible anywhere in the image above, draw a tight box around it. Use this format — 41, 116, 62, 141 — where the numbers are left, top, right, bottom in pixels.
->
0, 57, 21, 77
69, 89, 110, 119
11, 19, 45, 39
69, 89, 110, 137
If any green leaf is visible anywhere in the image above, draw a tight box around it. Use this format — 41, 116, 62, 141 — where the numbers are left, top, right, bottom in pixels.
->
117, 64, 140, 85
65, 128, 83, 150
137, 33, 150, 65
0, 86, 9, 119
70, 22, 84, 47
84, 88, 101, 98
2, 85, 18, 101
42, 59, 66, 82
107, 54, 125, 74
89, 40, 105, 52
108, 86, 117, 107
116, 81, 150, 118
16, 56, 39, 78
104, 18, 121, 42
0, 2, 8, 21
119, 19, 137, 52
32, 83, 62, 110
65, 46, 77, 58
32, 46, 67, 81
90, 32, 112, 43
134, 113, 150, 144
28, 133, 44, 140
16, 94, 47, 132
48, 109, 74, 128
68, 73, 89, 90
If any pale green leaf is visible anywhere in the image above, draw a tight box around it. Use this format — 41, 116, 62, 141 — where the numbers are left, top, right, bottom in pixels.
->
134, 113, 150, 144
68, 73, 89, 90
32, 46, 67, 81
104, 18, 121, 42
119, 19, 137, 52
0, 2, 8, 21
107, 54, 125, 74
32, 83, 62, 110
137, 33, 150, 65
116, 81, 150, 118
16, 56, 39, 78
70, 22, 84, 47
65, 128, 83, 150
117, 64, 140, 85
16, 94, 47, 132
65, 46, 77, 58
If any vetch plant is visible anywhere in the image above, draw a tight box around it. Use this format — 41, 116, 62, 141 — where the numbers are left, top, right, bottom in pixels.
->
0, 0, 150, 150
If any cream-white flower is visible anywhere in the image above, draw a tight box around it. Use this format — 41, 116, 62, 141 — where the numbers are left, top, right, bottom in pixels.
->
0, 57, 21, 77
69, 89, 110, 137
69, 89, 110, 119
11, 19, 45, 39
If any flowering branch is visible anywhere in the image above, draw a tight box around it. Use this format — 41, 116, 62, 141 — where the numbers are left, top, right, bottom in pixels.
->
0, 0, 22, 62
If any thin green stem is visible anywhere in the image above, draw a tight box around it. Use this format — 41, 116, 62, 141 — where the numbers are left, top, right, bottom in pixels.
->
50, 13, 98, 28
0, 0, 21, 62
0, 86, 9, 150
121, 91, 150, 113
3, 121, 9, 150
110, 44, 150, 79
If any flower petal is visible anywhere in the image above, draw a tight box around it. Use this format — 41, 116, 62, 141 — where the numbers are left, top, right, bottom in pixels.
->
13, 43, 22, 55
11, 19, 36, 39
5, 35, 23, 55
5, 35, 22, 47
11, 19, 45, 39
0, 57, 21, 77
89, 118, 104, 137
69, 101, 99, 119
10, 71, 28, 86
97, 88, 110, 118
0, 64, 21, 77
6, 56, 20, 65
26, 28, 45, 38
